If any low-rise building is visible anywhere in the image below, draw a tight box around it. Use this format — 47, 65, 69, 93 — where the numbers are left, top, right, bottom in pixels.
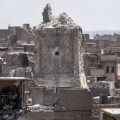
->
100, 108, 120, 120
90, 53, 120, 81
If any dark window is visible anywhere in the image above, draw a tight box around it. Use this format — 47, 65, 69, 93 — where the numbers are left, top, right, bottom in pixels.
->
101, 65, 103, 69
117, 61, 120, 64
55, 51, 59, 56
97, 76, 106, 82
111, 66, 114, 73
21, 54, 29, 67
106, 66, 109, 73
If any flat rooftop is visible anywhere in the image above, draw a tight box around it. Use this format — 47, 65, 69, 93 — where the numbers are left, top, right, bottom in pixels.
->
102, 108, 120, 116
7, 52, 34, 55
0, 77, 29, 81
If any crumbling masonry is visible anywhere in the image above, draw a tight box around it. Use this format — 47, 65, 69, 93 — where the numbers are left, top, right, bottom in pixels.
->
0, 4, 92, 120
34, 4, 87, 88
21, 4, 92, 120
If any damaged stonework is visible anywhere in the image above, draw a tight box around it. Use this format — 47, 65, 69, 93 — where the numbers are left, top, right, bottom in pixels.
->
0, 4, 92, 120
8, 25, 35, 50
34, 27, 82, 87
39, 4, 76, 28
1, 52, 34, 77
34, 4, 87, 88
42, 4, 52, 22
22, 87, 92, 120
20, 4, 92, 120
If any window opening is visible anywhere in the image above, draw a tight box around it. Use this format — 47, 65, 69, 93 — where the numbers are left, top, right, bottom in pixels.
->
55, 51, 59, 56
106, 66, 109, 73
111, 66, 114, 73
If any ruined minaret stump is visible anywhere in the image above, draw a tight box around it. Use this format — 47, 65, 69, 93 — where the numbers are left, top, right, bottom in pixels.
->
34, 4, 87, 88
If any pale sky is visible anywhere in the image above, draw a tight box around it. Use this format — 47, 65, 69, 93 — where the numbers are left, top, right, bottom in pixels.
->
0, 0, 120, 31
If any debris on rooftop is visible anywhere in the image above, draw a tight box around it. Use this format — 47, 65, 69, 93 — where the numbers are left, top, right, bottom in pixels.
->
38, 4, 76, 29
27, 104, 54, 112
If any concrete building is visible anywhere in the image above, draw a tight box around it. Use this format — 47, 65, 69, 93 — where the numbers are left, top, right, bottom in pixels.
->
90, 53, 120, 81
83, 33, 120, 80
100, 108, 120, 120
0, 24, 35, 52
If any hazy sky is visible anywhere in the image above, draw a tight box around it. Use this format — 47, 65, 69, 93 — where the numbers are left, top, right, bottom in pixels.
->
0, 0, 120, 31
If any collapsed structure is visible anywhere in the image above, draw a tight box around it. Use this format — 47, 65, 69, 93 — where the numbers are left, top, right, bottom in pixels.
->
22, 4, 92, 120
34, 4, 87, 88
0, 4, 92, 120
0, 77, 28, 119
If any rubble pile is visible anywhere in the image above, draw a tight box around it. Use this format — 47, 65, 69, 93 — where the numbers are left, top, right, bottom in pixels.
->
79, 52, 89, 89
0, 85, 22, 120
58, 12, 75, 26
0, 109, 23, 120
89, 82, 109, 88
27, 104, 54, 112
39, 13, 76, 28
0, 86, 20, 109
38, 4, 76, 28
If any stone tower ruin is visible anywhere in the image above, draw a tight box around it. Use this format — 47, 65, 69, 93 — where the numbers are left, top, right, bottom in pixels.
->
34, 4, 87, 88
21, 4, 92, 120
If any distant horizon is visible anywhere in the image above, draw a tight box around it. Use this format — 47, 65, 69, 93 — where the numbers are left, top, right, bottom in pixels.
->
1, 24, 120, 33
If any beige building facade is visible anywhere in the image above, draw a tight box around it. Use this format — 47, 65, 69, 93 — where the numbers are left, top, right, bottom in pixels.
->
90, 54, 120, 81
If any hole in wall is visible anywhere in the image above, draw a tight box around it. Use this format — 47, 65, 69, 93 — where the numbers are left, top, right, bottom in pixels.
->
21, 54, 29, 67
55, 51, 59, 56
